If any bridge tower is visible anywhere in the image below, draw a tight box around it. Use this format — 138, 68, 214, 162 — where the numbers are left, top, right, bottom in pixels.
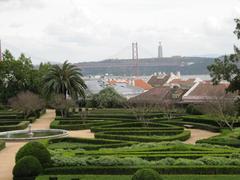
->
132, 42, 139, 77
158, 41, 163, 58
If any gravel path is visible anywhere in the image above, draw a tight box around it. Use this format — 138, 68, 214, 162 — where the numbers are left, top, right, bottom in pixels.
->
0, 142, 25, 180
184, 128, 219, 144
68, 129, 94, 138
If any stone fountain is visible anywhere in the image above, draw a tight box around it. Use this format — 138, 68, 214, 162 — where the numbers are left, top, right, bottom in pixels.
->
0, 127, 68, 141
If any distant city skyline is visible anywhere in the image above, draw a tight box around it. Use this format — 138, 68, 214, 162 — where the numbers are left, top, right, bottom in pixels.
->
0, 0, 239, 64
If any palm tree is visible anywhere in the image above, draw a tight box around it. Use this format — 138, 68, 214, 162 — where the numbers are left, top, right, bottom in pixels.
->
43, 61, 87, 99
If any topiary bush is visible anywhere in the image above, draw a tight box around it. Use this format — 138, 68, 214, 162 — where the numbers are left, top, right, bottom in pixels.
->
15, 141, 51, 167
13, 156, 43, 180
132, 168, 162, 180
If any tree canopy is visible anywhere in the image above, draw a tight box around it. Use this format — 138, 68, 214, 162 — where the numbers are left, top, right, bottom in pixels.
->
0, 51, 36, 103
87, 87, 127, 108
208, 18, 240, 93
0, 50, 52, 104
43, 61, 87, 99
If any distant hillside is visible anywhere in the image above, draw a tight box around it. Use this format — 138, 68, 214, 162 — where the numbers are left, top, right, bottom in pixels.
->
75, 56, 215, 76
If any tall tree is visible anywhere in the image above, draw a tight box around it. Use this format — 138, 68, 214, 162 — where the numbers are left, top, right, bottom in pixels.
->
8, 91, 45, 119
0, 50, 36, 103
3, 49, 15, 61
0, 49, 52, 103
208, 18, 240, 93
43, 61, 87, 99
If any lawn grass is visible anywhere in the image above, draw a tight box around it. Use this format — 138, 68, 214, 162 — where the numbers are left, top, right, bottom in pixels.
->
36, 175, 240, 180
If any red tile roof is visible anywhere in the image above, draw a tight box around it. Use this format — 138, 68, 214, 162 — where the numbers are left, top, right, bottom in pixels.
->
134, 79, 152, 90
188, 83, 230, 97
129, 86, 186, 104
148, 75, 170, 87
182, 82, 236, 103
108, 79, 129, 85
169, 78, 195, 85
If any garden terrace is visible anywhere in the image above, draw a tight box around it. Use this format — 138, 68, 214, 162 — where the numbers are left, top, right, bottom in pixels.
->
0, 111, 27, 132
51, 109, 191, 143
39, 108, 240, 176
50, 109, 232, 144
0, 109, 46, 132
47, 139, 240, 160
44, 140, 240, 175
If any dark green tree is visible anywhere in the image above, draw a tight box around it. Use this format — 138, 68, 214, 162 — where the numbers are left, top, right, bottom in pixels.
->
32, 62, 51, 95
208, 18, 240, 93
87, 87, 127, 108
3, 49, 15, 61
0, 50, 47, 103
0, 51, 33, 103
43, 61, 87, 99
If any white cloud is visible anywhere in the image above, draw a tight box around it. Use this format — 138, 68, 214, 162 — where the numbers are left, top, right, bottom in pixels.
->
0, 0, 239, 64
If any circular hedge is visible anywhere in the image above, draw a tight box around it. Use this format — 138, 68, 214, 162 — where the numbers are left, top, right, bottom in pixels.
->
15, 141, 51, 167
13, 155, 42, 179
132, 168, 162, 180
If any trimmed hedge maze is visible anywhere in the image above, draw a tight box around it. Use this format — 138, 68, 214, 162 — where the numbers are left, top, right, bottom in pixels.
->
51, 109, 191, 143
0, 109, 46, 132
36, 175, 240, 180
197, 128, 240, 147
45, 139, 240, 175
0, 110, 29, 132
43, 109, 240, 176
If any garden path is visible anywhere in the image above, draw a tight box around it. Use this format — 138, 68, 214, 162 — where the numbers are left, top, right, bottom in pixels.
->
0, 142, 25, 180
0, 109, 94, 180
184, 128, 219, 144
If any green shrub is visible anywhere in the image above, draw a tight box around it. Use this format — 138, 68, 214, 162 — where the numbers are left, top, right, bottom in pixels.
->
51, 156, 150, 167
0, 140, 5, 151
182, 115, 219, 126
0, 121, 29, 132
13, 156, 42, 180
16, 141, 51, 167
132, 169, 162, 180
154, 158, 175, 166
198, 157, 238, 166
95, 130, 190, 142
197, 129, 240, 147
173, 158, 204, 166
44, 166, 240, 175
186, 105, 203, 115
230, 153, 240, 159
87, 87, 127, 108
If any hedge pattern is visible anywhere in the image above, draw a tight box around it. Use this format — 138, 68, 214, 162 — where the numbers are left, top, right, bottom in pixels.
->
44, 166, 240, 175
43, 109, 240, 176
0, 109, 46, 132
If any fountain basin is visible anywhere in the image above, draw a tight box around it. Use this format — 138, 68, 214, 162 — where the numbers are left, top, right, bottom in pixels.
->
0, 129, 68, 141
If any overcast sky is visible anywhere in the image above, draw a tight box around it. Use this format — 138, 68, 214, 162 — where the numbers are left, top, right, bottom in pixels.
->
0, 0, 240, 64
